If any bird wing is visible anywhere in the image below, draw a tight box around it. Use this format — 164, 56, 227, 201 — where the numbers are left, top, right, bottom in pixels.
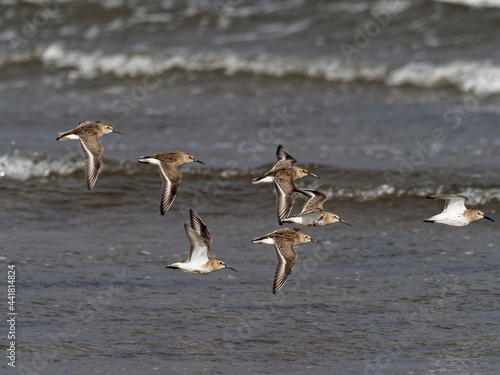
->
297, 189, 327, 213
273, 158, 296, 170
275, 145, 297, 165
272, 240, 297, 294
79, 136, 103, 191
185, 224, 210, 263
189, 209, 212, 248
428, 194, 467, 213
78, 120, 100, 128
159, 164, 182, 215
273, 173, 296, 223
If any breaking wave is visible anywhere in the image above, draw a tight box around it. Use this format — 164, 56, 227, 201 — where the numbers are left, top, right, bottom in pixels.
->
0, 152, 84, 181
322, 184, 500, 205
433, 0, 500, 8
3, 43, 500, 97
2, 152, 499, 204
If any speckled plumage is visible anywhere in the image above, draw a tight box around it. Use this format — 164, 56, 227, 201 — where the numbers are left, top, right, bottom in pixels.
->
282, 189, 351, 227
252, 145, 319, 225
252, 228, 320, 294
252, 145, 319, 183
138, 151, 204, 215
56, 121, 122, 190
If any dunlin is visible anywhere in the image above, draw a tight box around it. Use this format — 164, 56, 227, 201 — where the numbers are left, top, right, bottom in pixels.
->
138, 151, 204, 215
252, 145, 318, 225
166, 209, 237, 274
252, 227, 320, 294
56, 121, 122, 190
424, 194, 494, 226
282, 189, 351, 227
252, 145, 319, 184
274, 168, 299, 225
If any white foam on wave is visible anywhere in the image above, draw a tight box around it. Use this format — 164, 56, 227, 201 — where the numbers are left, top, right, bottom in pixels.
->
4, 43, 500, 97
387, 60, 500, 97
0, 48, 39, 67
433, 0, 500, 8
324, 184, 500, 204
319, 0, 415, 15
39, 43, 389, 81
459, 186, 500, 205
0, 152, 83, 181
2, 152, 499, 205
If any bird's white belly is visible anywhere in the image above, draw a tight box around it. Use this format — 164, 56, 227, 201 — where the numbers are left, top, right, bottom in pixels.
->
174, 261, 211, 274
253, 238, 275, 245
59, 134, 80, 141
283, 216, 303, 224
252, 176, 274, 184
138, 157, 161, 165
294, 211, 322, 226
432, 212, 469, 226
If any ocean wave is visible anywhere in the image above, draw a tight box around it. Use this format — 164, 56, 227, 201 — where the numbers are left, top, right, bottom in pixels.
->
323, 184, 500, 205
433, 0, 500, 8
0, 152, 251, 181
0, 152, 84, 181
318, 0, 417, 15
2, 152, 499, 204
36, 43, 389, 82
4, 43, 500, 97
386, 61, 500, 97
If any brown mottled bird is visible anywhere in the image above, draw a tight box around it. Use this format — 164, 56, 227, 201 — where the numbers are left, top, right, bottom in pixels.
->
252, 145, 319, 184
56, 121, 122, 190
138, 151, 204, 215
252, 145, 319, 225
252, 227, 320, 294
282, 189, 351, 227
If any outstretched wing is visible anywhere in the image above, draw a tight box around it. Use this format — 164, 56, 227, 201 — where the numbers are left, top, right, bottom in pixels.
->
275, 145, 297, 165
189, 209, 212, 248
297, 189, 328, 213
272, 241, 297, 294
427, 194, 467, 213
159, 164, 182, 215
79, 136, 103, 191
185, 224, 210, 263
273, 172, 296, 223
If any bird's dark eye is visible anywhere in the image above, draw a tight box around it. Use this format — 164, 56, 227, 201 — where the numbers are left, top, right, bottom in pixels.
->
219, 261, 224, 265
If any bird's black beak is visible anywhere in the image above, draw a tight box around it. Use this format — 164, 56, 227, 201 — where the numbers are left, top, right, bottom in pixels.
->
339, 218, 351, 226
195, 159, 205, 165
308, 172, 319, 179
311, 239, 322, 244
225, 266, 238, 272
113, 129, 124, 135
484, 215, 495, 222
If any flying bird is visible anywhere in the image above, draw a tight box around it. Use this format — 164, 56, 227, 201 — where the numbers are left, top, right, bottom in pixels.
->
424, 194, 494, 226
282, 189, 351, 227
166, 210, 237, 274
56, 121, 122, 190
252, 145, 319, 225
252, 145, 318, 184
252, 228, 320, 294
138, 151, 204, 215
